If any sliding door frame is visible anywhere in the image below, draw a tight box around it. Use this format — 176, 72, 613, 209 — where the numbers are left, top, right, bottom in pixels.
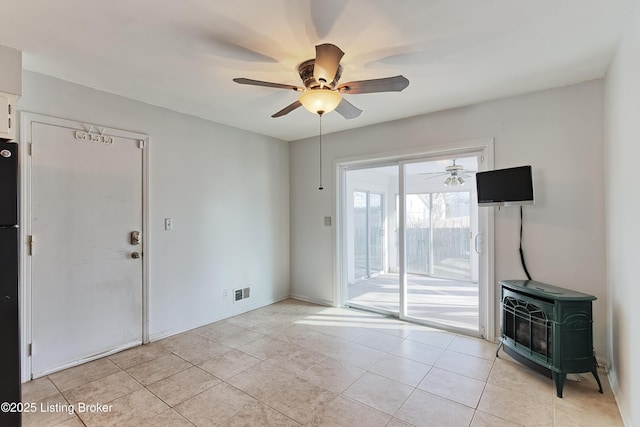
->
335, 139, 495, 340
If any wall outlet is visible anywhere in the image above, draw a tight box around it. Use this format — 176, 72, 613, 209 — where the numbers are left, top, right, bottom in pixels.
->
164, 218, 173, 231
324, 216, 332, 226
223, 289, 230, 300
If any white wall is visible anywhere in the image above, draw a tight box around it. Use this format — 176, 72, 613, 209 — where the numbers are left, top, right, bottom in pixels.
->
604, 2, 640, 425
17, 71, 290, 340
290, 80, 607, 357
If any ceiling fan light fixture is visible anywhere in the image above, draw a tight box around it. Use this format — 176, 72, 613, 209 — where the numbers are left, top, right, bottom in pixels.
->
444, 173, 465, 186
299, 88, 342, 115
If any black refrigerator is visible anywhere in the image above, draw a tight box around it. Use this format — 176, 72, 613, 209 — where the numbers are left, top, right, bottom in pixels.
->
0, 141, 21, 426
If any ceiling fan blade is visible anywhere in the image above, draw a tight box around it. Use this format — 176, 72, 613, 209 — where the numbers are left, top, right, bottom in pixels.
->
422, 173, 449, 179
335, 98, 362, 119
338, 75, 409, 94
233, 78, 302, 91
271, 100, 302, 118
420, 171, 449, 176
314, 43, 344, 85
200, 37, 278, 63
309, 1, 346, 39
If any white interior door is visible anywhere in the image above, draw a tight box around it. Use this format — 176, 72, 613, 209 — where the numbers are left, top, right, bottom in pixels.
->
30, 120, 144, 377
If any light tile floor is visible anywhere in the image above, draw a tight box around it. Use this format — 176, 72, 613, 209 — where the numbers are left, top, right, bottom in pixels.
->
21, 299, 623, 426
347, 274, 479, 332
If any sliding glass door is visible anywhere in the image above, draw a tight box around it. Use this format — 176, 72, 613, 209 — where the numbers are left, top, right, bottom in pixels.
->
343, 153, 486, 335
403, 159, 478, 331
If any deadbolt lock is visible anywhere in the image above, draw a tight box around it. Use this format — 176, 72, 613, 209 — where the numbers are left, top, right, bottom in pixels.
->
130, 231, 141, 245
131, 251, 141, 259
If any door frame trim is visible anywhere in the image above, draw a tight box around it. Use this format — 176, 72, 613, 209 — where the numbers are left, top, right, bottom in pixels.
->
18, 112, 150, 381
334, 138, 495, 340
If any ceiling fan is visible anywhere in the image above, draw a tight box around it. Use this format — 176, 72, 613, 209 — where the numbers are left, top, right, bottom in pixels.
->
233, 43, 410, 118
422, 159, 476, 186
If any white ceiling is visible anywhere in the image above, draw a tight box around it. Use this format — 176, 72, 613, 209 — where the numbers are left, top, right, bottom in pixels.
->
0, 0, 634, 141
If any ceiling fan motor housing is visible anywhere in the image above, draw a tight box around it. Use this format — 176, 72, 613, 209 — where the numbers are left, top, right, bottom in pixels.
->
298, 59, 342, 89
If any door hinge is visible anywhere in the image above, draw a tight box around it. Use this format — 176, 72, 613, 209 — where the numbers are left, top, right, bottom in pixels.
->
29, 143, 33, 156
28, 343, 32, 356
28, 235, 34, 256
138, 140, 145, 149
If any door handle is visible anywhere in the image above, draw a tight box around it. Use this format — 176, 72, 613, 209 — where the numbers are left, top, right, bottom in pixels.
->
130, 231, 141, 245
475, 233, 483, 254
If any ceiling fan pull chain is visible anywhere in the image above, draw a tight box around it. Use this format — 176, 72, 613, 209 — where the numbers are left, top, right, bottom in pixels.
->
318, 114, 324, 190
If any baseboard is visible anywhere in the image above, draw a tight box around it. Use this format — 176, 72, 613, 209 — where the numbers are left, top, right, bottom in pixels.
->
288, 293, 333, 307
607, 366, 631, 426
595, 355, 610, 371
30, 339, 142, 379
148, 294, 290, 342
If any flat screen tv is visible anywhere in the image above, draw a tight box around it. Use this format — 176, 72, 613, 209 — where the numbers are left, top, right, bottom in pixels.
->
476, 165, 534, 206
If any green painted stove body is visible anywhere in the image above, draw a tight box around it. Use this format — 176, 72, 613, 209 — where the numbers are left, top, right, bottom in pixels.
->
498, 280, 603, 398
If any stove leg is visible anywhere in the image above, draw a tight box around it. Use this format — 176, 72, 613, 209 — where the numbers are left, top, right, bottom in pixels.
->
553, 372, 566, 398
591, 367, 604, 394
